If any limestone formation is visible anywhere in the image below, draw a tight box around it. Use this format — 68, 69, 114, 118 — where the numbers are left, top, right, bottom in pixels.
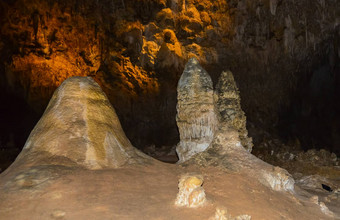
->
199, 125, 295, 192
216, 71, 253, 152
176, 57, 218, 163
176, 59, 294, 192
175, 174, 206, 208
5, 76, 152, 171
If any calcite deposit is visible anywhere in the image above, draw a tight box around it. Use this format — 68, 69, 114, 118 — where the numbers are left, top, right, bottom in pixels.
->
0, 0, 338, 155
176, 57, 217, 162
175, 174, 206, 208
4, 76, 152, 172
216, 71, 253, 152
0, 75, 339, 219
176, 59, 294, 192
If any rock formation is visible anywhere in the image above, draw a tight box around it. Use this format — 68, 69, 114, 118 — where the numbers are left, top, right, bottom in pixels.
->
4, 76, 152, 172
210, 207, 251, 220
216, 71, 253, 152
176, 57, 217, 162
0, 0, 338, 155
0, 75, 338, 220
175, 174, 206, 208
176, 59, 294, 192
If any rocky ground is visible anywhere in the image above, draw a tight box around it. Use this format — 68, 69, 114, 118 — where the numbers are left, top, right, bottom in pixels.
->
1, 162, 339, 220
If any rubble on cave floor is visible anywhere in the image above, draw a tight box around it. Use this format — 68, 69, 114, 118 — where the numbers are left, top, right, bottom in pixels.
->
252, 134, 340, 217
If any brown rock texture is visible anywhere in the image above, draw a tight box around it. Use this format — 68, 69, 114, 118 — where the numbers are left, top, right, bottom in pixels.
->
6, 76, 152, 171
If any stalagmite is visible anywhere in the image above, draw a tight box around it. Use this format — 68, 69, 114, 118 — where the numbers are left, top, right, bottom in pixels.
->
4, 76, 152, 172
176, 57, 217, 163
216, 71, 253, 152
176, 59, 294, 192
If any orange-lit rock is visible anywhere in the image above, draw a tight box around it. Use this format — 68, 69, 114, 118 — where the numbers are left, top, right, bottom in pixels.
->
0, 0, 338, 152
156, 29, 184, 71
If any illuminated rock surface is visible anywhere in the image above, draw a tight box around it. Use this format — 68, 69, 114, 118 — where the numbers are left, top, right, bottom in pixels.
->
0, 0, 339, 219
4, 76, 152, 171
175, 174, 206, 208
0, 0, 338, 154
176, 57, 217, 162
176, 59, 294, 192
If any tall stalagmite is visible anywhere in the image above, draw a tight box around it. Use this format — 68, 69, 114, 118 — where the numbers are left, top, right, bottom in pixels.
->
176, 59, 294, 192
216, 71, 253, 152
176, 57, 217, 162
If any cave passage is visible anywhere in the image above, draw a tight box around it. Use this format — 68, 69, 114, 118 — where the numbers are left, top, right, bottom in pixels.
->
0, 88, 40, 171
278, 47, 340, 156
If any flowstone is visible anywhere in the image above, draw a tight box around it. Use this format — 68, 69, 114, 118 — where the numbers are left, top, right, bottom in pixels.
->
176, 59, 294, 192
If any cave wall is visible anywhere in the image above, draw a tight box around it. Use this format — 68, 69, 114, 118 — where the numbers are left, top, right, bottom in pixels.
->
0, 0, 338, 150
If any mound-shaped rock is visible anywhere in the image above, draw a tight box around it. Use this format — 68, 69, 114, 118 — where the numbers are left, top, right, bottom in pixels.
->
5, 76, 152, 172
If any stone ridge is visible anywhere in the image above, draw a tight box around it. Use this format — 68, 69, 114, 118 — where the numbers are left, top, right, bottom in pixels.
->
11, 76, 152, 170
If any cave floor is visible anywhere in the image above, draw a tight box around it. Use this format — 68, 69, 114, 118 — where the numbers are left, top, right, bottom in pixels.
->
0, 161, 339, 220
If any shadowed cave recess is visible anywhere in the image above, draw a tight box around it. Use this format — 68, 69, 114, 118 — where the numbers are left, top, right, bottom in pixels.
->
0, 0, 339, 171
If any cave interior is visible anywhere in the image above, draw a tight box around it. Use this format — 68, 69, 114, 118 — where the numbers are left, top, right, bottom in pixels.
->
0, 0, 339, 171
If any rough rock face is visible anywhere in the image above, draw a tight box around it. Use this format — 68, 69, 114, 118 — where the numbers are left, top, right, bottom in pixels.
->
216, 71, 253, 152
6, 76, 151, 171
176, 57, 217, 162
176, 59, 294, 192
